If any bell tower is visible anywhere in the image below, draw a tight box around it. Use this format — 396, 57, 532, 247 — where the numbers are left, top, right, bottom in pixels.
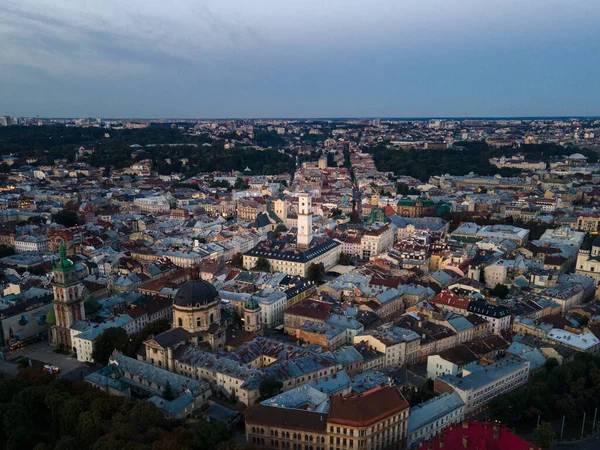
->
297, 193, 313, 249
50, 240, 85, 349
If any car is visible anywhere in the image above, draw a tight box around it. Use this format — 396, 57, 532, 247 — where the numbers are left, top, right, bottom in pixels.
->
43, 364, 60, 374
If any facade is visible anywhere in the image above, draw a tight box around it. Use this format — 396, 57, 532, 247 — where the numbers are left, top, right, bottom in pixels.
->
297, 193, 313, 248
0, 296, 53, 347
14, 235, 48, 253
50, 243, 86, 349
361, 224, 395, 259
577, 213, 600, 232
407, 392, 465, 448
576, 237, 600, 285
435, 358, 530, 416
86, 353, 211, 418
243, 238, 341, 277
327, 386, 410, 450
172, 278, 226, 351
396, 198, 436, 217
467, 300, 511, 335
354, 324, 421, 368
134, 196, 170, 214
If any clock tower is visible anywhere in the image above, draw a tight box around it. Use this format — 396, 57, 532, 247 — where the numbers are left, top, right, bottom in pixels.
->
50, 241, 85, 349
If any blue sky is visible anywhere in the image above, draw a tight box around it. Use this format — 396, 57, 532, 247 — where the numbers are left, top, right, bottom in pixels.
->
1, 0, 599, 118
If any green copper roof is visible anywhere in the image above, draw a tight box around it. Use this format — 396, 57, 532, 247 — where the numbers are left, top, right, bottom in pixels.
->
244, 296, 260, 311
55, 240, 75, 272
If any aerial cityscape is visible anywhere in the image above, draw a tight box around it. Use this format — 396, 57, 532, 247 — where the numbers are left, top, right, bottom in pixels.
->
2, 1, 600, 450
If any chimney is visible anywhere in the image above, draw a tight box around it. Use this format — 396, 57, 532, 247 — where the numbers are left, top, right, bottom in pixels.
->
462, 435, 468, 449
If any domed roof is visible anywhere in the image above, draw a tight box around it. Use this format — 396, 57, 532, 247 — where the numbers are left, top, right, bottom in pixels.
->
569, 153, 587, 160
174, 279, 219, 308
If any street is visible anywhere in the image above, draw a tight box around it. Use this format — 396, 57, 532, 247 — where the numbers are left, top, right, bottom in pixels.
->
0, 340, 95, 380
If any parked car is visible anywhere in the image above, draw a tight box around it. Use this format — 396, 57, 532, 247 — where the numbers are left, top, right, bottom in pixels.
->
43, 364, 60, 374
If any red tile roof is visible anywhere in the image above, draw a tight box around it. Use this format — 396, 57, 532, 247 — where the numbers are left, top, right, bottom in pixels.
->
422, 421, 539, 450
328, 386, 409, 427
431, 290, 470, 310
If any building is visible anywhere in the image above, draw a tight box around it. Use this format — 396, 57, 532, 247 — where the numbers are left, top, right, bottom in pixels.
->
427, 346, 479, 380
14, 235, 48, 253
452, 223, 529, 246
422, 420, 540, 450
361, 224, 395, 259
327, 386, 410, 450
466, 300, 511, 335
577, 213, 600, 232
576, 237, 600, 285
297, 193, 313, 248
243, 237, 340, 277
172, 277, 226, 351
435, 358, 530, 417
85, 353, 211, 419
0, 295, 53, 347
126, 296, 173, 334
50, 242, 85, 349
407, 392, 465, 448
354, 324, 421, 368
134, 195, 170, 214
396, 198, 436, 217
245, 387, 329, 450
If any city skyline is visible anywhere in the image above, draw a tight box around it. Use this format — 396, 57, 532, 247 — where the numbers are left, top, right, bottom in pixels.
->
1, 0, 600, 118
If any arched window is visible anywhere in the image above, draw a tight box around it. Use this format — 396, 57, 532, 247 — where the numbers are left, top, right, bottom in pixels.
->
178, 317, 183, 327
252, 427, 256, 433
210, 313, 214, 323
196, 317, 201, 327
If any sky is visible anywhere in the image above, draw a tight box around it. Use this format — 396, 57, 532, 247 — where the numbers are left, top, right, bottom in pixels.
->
1, 0, 600, 118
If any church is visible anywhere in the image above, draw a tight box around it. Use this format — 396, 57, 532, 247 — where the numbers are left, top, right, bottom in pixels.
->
576, 236, 600, 285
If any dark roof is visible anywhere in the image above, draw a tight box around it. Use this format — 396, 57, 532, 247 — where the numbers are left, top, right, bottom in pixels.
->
174, 279, 219, 307
150, 328, 192, 349
245, 236, 340, 263
245, 404, 327, 433
467, 300, 510, 319
328, 386, 409, 427
437, 345, 479, 366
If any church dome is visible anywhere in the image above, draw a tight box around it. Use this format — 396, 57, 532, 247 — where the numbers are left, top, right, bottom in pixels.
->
174, 279, 219, 308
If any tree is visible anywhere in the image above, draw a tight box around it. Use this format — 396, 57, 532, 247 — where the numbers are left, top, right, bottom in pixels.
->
330, 208, 342, 218
259, 378, 283, 400
253, 256, 271, 272
192, 420, 232, 450
92, 327, 129, 365
53, 209, 81, 227
349, 211, 361, 223
234, 177, 249, 190
230, 253, 243, 268
0, 244, 17, 257
338, 252, 353, 266
307, 262, 325, 283
489, 283, 510, 299
535, 422, 553, 449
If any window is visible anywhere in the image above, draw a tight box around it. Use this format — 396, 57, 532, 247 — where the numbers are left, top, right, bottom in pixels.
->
178, 317, 183, 327
196, 317, 202, 327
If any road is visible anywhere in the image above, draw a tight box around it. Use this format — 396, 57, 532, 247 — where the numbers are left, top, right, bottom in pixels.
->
0, 340, 94, 379
553, 432, 600, 450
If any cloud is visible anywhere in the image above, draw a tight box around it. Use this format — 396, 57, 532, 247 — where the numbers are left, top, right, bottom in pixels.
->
0, 0, 599, 117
